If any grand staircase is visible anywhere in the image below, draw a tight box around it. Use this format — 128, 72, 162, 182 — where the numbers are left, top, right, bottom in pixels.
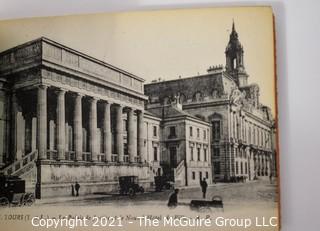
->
0, 151, 37, 178
174, 159, 186, 186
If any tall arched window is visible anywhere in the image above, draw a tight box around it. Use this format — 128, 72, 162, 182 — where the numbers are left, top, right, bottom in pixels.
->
212, 120, 221, 140
233, 58, 237, 69
209, 113, 223, 141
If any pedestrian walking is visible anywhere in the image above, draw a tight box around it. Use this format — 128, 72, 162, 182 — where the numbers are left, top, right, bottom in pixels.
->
167, 188, 179, 208
75, 181, 80, 196
200, 178, 208, 199
269, 173, 273, 184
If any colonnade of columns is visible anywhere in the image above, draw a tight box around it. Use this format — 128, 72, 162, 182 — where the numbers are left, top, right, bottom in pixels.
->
36, 85, 146, 163
254, 152, 271, 177
228, 144, 271, 179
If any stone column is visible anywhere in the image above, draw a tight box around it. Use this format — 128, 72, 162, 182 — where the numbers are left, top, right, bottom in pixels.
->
89, 98, 98, 161
74, 93, 83, 161
137, 110, 145, 163
31, 117, 37, 152
244, 120, 247, 142
236, 115, 239, 139
240, 116, 243, 140
264, 154, 267, 176
115, 104, 124, 162
230, 110, 234, 139
259, 153, 262, 176
127, 108, 137, 162
49, 121, 55, 151
265, 154, 269, 176
11, 93, 24, 160
103, 102, 112, 162
16, 112, 24, 160
37, 85, 47, 160
56, 89, 66, 160
65, 123, 69, 152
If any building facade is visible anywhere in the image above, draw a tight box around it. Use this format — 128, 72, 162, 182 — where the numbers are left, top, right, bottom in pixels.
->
147, 101, 212, 187
0, 38, 160, 198
145, 23, 275, 182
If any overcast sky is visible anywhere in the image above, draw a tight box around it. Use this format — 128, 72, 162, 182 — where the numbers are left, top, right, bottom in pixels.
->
0, 7, 275, 112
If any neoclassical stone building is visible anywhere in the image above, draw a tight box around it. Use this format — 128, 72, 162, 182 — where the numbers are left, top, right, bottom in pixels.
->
145, 23, 276, 182
0, 38, 162, 198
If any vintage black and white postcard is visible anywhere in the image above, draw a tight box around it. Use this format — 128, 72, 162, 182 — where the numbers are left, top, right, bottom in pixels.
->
0, 6, 279, 231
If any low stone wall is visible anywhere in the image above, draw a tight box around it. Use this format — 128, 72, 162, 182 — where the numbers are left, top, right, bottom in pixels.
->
40, 180, 152, 198
38, 161, 152, 198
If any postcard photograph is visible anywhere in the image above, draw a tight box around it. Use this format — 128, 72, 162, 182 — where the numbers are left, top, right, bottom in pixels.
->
0, 6, 279, 231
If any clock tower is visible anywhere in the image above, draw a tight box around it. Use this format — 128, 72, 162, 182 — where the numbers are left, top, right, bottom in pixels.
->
225, 21, 249, 87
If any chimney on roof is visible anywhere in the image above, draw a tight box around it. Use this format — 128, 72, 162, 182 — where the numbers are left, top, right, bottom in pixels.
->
207, 64, 224, 74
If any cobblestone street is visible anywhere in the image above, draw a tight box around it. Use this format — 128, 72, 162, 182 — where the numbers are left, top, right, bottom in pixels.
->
37, 179, 278, 210
2, 179, 279, 231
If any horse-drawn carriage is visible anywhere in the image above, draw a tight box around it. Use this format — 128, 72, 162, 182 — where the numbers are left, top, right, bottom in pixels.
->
0, 175, 35, 207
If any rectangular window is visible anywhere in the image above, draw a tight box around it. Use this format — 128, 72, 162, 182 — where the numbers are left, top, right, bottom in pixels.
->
197, 128, 200, 138
214, 162, 221, 174
206, 171, 209, 179
190, 126, 193, 137
197, 148, 201, 161
169, 126, 176, 138
190, 147, 194, 161
214, 148, 220, 157
241, 162, 243, 174
203, 130, 206, 140
212, 121, 221, 140
199, 172, 202, 181
245, 162, 248, 174
153, 147, 158, 161
204, 149, 207, 162
124, 143, 128, 155
236, 161, 239, 175
153, 126, 157, 137
192, 172, 195, 180
169, 146, 177, 167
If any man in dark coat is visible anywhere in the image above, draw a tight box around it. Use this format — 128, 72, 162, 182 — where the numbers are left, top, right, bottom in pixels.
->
200, 178, 208, 199
75, 181, 80, 197
167, 189, 179, 208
